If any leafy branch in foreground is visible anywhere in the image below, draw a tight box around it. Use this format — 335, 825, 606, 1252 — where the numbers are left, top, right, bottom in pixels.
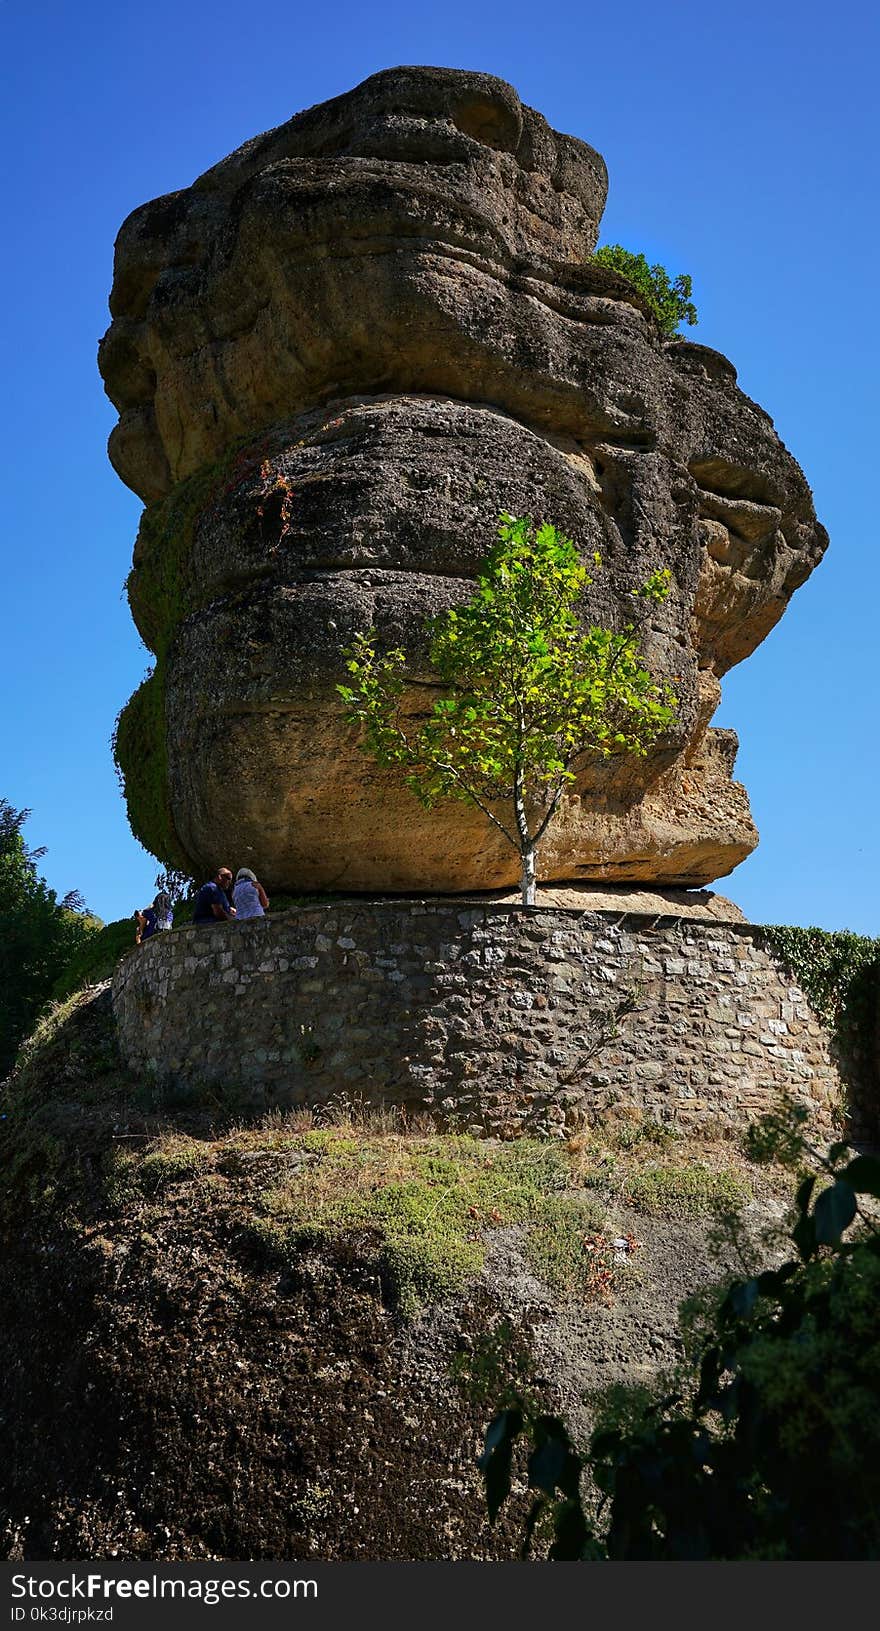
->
338, 515, 676, 906
479, 1109, 880, 1559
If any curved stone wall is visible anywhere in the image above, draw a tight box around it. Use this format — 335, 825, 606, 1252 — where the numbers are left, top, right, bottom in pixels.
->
111, 902, 842, 1138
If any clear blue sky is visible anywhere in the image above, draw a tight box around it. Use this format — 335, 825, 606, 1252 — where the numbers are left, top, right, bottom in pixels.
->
1, 0, 877, 930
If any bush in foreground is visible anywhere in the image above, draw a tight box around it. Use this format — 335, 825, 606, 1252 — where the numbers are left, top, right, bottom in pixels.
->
480, 1106, 880, 1559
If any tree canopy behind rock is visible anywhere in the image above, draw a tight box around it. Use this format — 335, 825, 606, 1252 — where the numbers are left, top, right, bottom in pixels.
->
0, 799, 98, 1076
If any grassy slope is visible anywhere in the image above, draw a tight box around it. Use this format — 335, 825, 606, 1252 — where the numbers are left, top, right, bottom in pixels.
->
51, 918, 136, 1000
5, 987, 759, 1311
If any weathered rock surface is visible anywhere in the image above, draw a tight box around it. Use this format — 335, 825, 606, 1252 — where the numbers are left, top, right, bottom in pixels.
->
484, 883, 746, 920
101, 66, 828, 891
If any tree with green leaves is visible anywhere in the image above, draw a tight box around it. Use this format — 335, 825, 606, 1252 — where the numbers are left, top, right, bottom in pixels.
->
154, 867, 195, 910
0, 799, 97, 1076
480, 1106, 880, 1559
594, 245, 698, 338
338, 515, 677, 906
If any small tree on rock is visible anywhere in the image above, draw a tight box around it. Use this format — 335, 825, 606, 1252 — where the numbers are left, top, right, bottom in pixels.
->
593, 245, 698, 337
338, 515, 677, 907
154, 868, 195, 910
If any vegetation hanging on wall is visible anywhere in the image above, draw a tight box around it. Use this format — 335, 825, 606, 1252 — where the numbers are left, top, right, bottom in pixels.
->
763, 924, 880, 1069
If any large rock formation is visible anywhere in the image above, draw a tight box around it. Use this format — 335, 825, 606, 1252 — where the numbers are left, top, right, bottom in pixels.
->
100, 66, 827, 892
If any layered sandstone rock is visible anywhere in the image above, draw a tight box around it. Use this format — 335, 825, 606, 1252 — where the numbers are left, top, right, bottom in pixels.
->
100, 66, 827, 891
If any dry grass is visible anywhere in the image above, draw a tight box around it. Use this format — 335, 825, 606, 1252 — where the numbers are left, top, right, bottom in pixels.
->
107, 1121, 609, 1316
563, 1109, 761, 1219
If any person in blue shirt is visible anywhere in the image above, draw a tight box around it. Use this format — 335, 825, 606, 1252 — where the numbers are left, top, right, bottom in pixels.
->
135, 904, 159, 943
192, 867, 236, 924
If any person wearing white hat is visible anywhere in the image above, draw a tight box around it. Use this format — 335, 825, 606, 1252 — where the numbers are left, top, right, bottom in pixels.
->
232, 867, 269, 921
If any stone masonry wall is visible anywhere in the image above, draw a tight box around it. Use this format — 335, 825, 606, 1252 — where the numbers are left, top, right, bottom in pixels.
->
111, 902, 843, 1138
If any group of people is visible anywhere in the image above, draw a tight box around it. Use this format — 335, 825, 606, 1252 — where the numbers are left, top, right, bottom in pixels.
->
134, 867, 270, 942
192, 866, 269, 924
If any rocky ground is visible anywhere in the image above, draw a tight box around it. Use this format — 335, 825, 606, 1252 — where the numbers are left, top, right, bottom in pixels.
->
0, 985, 802, 1561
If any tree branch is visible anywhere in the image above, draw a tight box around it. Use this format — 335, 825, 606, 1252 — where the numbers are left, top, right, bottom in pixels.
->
429, 760, 519, 852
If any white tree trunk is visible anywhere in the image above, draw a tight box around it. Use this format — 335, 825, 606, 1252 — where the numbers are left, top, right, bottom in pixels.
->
520, 845, 537, 908
513, 774, 537, 907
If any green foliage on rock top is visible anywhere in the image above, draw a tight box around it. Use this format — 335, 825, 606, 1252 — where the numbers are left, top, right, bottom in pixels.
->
593, 245, 698, 337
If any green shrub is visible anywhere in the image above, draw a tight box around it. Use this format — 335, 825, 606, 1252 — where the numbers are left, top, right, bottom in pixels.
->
623, 1163, 750, 1218
480, 1132, 880, 1559
593, 245, 698, 337
140, 1140, 214, 1192
52, 917, 137, 1000
102, 1147, 141, 1211
381, 1236, 484, 1319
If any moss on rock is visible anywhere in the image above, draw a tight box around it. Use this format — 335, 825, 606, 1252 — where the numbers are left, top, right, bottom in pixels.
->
112, 663, 190, 871
205, 1128, 606, 1317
